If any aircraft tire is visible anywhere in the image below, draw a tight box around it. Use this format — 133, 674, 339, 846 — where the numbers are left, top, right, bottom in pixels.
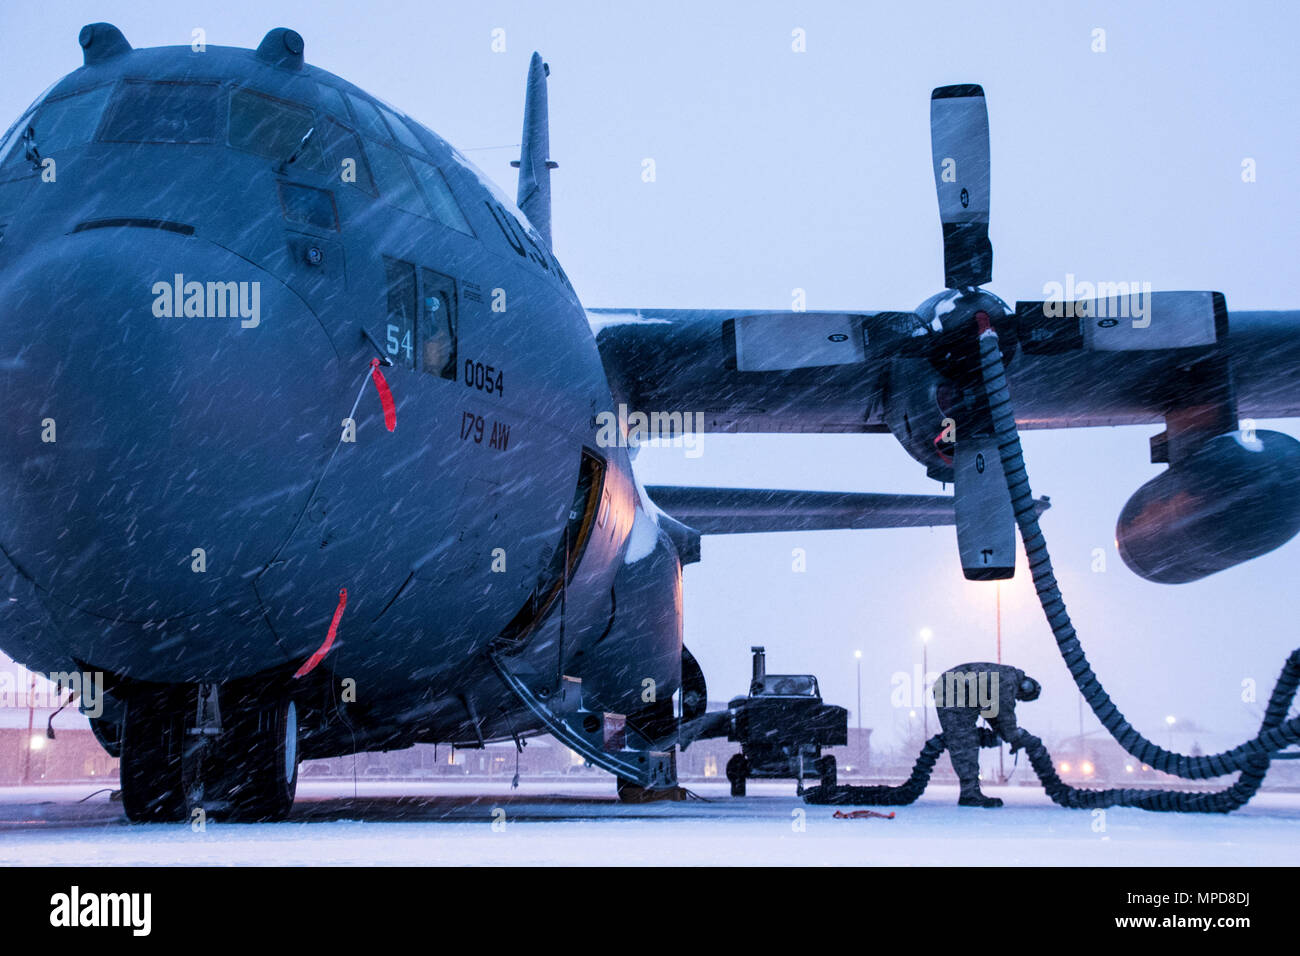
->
226, 695, 299, 822
816, 754, 837, 789
120, 689, 189, 823
726, 753, 748, 796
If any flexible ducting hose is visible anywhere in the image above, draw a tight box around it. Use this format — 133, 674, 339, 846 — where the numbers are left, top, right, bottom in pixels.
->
805, 318, 1300, 812
803, 718, 1278, 810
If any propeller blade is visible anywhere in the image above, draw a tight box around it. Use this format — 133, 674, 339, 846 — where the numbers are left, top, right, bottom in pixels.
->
1015, 291, 1226, 354
953, 434, 1016, 580
931, 85, 992, 289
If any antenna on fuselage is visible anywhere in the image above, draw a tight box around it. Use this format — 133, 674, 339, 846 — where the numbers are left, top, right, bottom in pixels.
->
510, 52, 558, 248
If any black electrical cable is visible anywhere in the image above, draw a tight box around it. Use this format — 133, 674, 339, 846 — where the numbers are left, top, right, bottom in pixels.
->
806, 317, 1300, 812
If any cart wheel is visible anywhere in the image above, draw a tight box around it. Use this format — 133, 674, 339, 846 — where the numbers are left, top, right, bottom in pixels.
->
816, 755, 837, 789
726, 753, 748, 796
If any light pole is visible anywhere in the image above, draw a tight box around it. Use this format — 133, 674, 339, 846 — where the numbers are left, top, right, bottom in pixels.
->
996, 582, 1005, 784
920, 628, 933, 739
22, 673, 35, 785
853, 650, 862, 735
854, 650, 863, 769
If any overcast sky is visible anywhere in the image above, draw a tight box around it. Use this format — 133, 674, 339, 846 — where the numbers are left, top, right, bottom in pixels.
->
1, 0, 1297, 753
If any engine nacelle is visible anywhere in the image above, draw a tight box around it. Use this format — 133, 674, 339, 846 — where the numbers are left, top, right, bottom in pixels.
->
882, 289, 1019, 484
1116, 430, 1300, 583
882, 357, 957, 483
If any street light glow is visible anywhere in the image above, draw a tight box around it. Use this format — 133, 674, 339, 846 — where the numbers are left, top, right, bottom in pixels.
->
1165, 715, 1176, 726
919, 627, 933, 643
854, 650, 862, 659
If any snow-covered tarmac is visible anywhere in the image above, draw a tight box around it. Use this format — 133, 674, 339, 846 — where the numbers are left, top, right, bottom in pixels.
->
1, 778, 1296, 866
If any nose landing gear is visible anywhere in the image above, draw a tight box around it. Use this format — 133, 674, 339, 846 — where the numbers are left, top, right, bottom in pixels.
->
118, 684, 300, 823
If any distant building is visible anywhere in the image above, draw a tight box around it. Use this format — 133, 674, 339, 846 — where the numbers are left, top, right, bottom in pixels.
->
299, 736, 578, 779
0, 706, 117, 785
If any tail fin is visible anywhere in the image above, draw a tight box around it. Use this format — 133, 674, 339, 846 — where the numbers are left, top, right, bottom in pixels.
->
511, 52, 558, 247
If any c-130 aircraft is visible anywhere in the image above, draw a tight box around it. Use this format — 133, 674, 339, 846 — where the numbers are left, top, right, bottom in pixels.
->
0, 24, 1297, 821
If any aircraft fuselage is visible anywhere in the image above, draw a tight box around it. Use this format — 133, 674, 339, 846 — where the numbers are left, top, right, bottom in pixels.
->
0, 38, 683, 758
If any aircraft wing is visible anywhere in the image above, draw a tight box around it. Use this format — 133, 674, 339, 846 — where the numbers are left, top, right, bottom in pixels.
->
596, 86, 1300, 585
590, 306, 1300, 435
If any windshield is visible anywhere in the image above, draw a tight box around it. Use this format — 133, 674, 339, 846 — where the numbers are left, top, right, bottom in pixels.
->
754, 676, 819, 697
407, 155, 473, 236
447, 146, 544, 242
0, 84, 114, 178
100, 80, 224, 144
229, 88, 322, 170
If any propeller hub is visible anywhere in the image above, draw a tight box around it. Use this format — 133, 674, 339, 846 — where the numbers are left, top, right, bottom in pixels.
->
914, 288, 1015, 386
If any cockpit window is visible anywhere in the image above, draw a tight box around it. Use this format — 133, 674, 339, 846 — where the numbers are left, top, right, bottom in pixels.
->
377, 105, 425, 153
0, 113, 35, 178
314, 83, 349, 120
100, 80, 224, 144
346, 93, 391, 143
228, 89, 323, 170
38, 86, 114, 154
0, 121, 26, 167
366, 140, 425, 218
320, 119, 376, 196
278, 182, 338, 231
407, 156, 474, 236
1, 84, 114, 178
753, 676, 819, 697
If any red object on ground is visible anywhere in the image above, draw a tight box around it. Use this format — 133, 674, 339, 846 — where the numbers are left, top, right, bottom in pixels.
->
833, 809, 896, 820
370, 358, 396, 431
293, 588, 348, 678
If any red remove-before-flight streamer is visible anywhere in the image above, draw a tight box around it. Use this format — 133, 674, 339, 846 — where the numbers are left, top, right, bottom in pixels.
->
370, 358, 396, 431
293, 587, 348, 678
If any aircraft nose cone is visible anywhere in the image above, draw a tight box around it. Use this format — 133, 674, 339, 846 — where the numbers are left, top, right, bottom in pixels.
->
0, 228, 340, 622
